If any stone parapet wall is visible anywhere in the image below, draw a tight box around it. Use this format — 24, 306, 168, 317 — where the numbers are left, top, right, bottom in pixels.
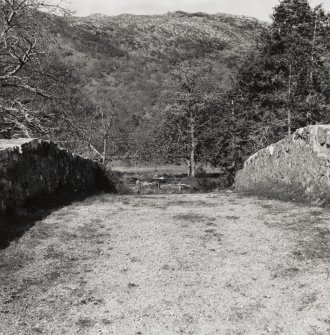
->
0, 139, 115, 214
235, 125, 330, 204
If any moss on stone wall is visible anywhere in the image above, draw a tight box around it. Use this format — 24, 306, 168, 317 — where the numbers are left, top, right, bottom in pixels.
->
234, 125, 330, 205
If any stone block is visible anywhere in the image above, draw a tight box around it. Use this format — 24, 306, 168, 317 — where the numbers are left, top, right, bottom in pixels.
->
326, 131, 330, 147
317, 128, 326, 145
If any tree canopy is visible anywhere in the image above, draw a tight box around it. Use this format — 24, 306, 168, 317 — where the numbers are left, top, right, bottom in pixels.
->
204, 0, 330, 183
146, 60, 223, 176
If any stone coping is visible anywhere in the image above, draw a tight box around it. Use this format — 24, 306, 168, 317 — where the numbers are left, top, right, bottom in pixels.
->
0, 138, 35, 151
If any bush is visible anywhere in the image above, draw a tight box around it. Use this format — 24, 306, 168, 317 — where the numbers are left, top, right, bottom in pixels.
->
195, 166, 207, 177
197, 178, 227, 192
104, 170, 132, 194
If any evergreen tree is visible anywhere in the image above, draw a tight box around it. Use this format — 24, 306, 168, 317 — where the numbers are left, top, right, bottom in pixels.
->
204, 0, 330, 182
205, 0, 330, 184
237, 0, 329, 139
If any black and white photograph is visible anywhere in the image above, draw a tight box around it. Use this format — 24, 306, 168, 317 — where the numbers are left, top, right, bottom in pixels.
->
1, 0, 330, 334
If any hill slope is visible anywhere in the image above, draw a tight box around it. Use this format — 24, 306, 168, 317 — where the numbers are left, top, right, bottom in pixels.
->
49, 12, 267, 157
74, 12, 266, 59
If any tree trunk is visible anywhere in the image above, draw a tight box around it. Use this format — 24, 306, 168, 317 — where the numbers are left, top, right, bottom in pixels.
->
88, 143, 103, 160
307, 12, 318, 123
186, 159, 191, 177
190, 139, 196, 178
288, 109, 291, 136
310, 11, 318, 82
190, 112, 196, 178
288, 64, 292, 136
102, 136, 108, 165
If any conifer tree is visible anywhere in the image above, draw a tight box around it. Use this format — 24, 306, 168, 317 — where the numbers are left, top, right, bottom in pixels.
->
236, 0, 329, 141
205, 0, 330, 184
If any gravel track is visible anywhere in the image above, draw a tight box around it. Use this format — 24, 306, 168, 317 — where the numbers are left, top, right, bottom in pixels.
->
0, 192, 330, 335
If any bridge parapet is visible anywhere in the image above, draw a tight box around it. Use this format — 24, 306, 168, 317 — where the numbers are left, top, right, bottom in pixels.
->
0, 139, 115, 215
235, 125, 330, 205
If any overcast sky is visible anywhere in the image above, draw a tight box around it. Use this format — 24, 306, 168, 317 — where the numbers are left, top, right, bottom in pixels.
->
68, 0, 330, 21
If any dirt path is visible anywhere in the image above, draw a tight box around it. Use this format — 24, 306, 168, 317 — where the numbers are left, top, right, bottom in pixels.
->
1, 192, 330, 335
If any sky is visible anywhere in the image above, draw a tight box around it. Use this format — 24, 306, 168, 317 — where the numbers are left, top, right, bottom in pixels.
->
68, 0, 330, 22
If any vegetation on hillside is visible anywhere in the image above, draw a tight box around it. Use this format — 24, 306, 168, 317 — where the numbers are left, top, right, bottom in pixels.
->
49, 10, 265, 165
1, 0, 329, 186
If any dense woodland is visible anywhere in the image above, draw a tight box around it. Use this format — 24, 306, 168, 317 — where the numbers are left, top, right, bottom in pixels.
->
0, 0, 329, 185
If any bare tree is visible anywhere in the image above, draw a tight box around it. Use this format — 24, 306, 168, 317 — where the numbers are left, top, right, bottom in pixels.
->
60, 95, 118, 166
159, 60, 218, 177
0, 0, 68, 138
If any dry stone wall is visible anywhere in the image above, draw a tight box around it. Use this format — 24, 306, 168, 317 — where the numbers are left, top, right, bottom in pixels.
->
235, 125, 330, 204
0, 139, 115, 215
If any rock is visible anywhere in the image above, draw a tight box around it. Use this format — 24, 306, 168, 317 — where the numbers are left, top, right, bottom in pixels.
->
234, 125, 330, 205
